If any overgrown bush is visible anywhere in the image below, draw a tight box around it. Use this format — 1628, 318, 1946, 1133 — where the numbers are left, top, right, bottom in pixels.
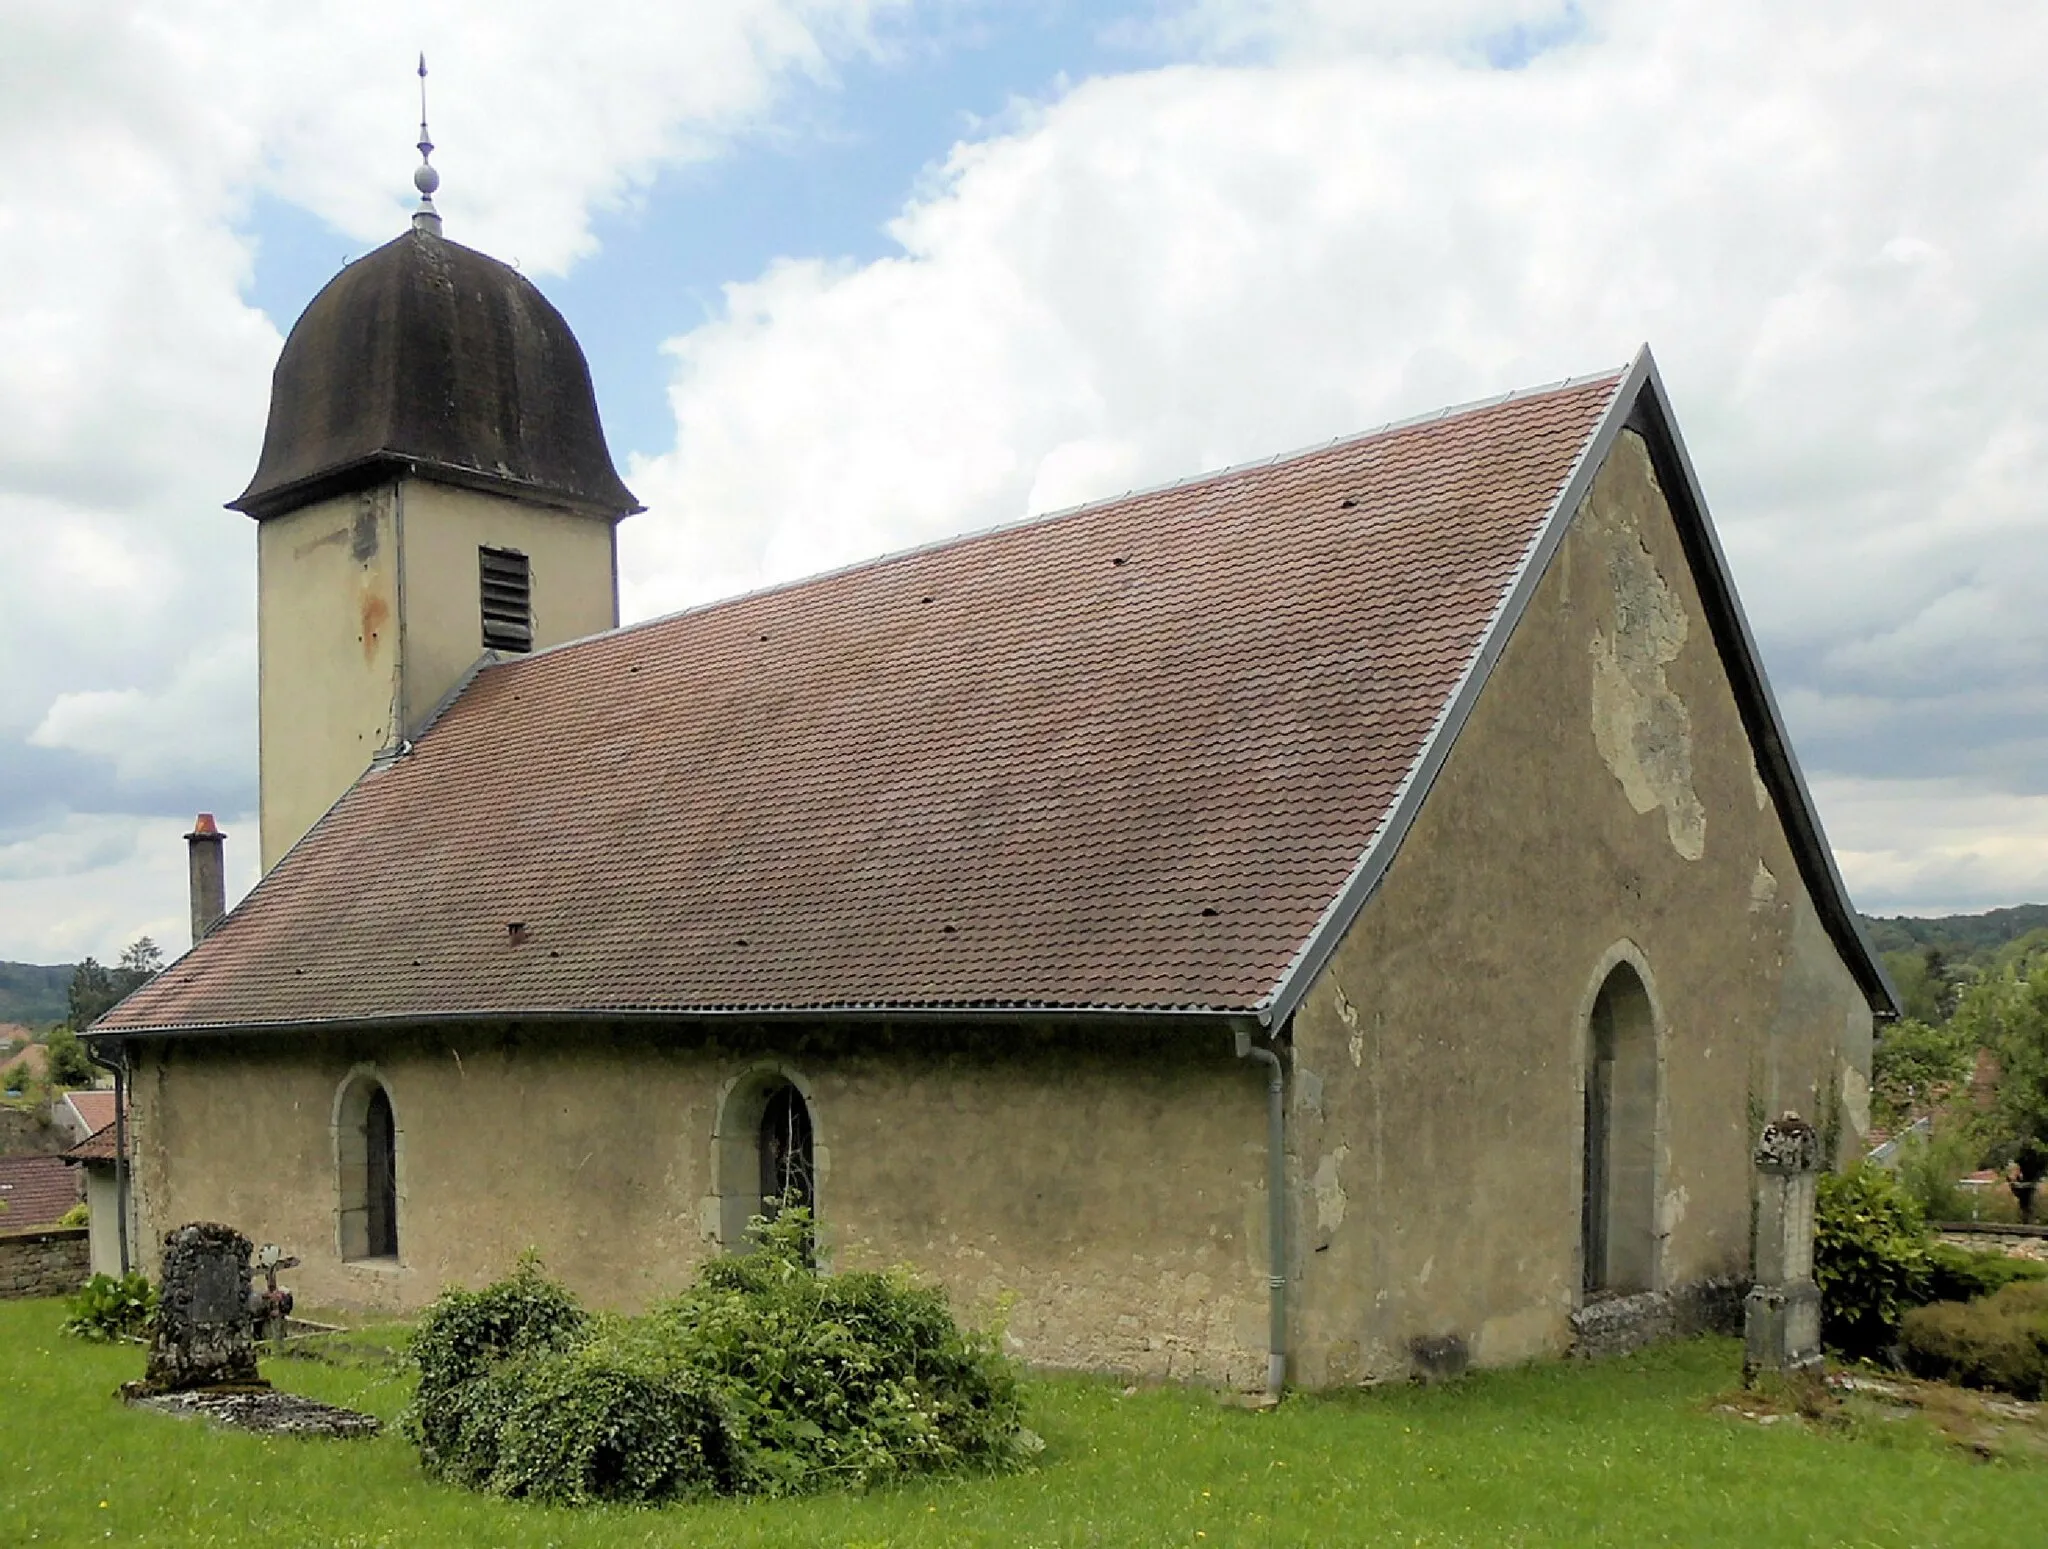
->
1925, 1241, 2048, 1304
60, 1271, 155, 1342
645, 1210, 1028, 1496
405, 1252, 589, 1486
405, 1214, 1030, 1507
1899, 1281, 2048, 1399
488, 1331, 732, 1504
1815, 1164, 1929, 1358
1891, 1123, 1985, 1223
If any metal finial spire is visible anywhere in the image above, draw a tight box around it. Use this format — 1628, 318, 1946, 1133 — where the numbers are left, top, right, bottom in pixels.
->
412, 53, 442, 235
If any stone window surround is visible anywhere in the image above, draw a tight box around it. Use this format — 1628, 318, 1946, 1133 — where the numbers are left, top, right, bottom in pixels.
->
1572, 941, 1670, 1302
704, 1061, 829, 1261
331, 1065, 406, 1268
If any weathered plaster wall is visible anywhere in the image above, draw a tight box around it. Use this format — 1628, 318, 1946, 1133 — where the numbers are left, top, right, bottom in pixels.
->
130, 1027, 1271, 1384
1288, 430, 1874, 1387
82, 1165, 127, 1278
256, 488, 400, 869
256, 480, 616, 870
395, 481, 617, 732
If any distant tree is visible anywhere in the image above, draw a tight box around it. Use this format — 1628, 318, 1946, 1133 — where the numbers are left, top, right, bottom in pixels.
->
1950, 945, 2048, 1210
1883, 949, 1957, 1025
114, 937, 163, 995
66, 958, 119, 1030
1871, 1017, 1972, 1129
44, 1025, 95, 1088
66, 937, 163, 1033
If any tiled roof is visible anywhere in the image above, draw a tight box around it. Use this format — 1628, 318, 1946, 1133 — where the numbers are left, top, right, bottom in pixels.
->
0, 1155, 82, 1231
104, 373, 1628, 1032
65, 1121, 118, 1165
65, 1090, 115, 1137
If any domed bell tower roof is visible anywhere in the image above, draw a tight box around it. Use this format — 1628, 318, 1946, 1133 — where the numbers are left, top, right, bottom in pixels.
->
230, 227, 641, 522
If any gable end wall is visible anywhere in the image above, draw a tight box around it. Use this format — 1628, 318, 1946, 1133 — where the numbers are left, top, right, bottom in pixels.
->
1288, 429, 1872, 1387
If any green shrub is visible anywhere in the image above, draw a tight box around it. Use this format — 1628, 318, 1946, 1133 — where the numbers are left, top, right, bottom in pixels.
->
1891, 1124, 1985, 1223
1815, 1164, 1930, 1357
55, 1201, 89, 1230
1899, 1281, 2048, 1398
488, 1331, 731, 1504
60, 1272, 155, 1342
646, 1210, 1028, 1496
1925, 1241, 2048, 1304
405, 1213, 1030, 1507
404, 1253, 589, 1485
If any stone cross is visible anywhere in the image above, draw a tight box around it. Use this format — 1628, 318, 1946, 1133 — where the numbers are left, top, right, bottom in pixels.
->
145, 1222, 263, 1391
1743, 1111, 1823, 1383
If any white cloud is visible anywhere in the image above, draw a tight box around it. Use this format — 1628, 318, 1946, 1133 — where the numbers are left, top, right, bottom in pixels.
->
0, 0, 907, 961
8, 0, 2048, 958
1814, 778, 2048, 917
623, 0, 2048, 914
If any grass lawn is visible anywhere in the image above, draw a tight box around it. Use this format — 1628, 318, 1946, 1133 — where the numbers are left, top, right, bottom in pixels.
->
1, 1298, 2041, 1547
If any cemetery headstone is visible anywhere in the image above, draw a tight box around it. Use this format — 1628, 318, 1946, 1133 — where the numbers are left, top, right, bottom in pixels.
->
145, 1221, 263, 1391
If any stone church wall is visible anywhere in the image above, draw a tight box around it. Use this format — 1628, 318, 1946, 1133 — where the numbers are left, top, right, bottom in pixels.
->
127, 1024, 1272, 1385
1287, 429, 1874, 1388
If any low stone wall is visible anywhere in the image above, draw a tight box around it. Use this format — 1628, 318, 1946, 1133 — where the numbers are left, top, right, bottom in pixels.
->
0, 1226, 90, 1299
1568, 1276, 1746, 1361
1934, 1223, 2048, 1263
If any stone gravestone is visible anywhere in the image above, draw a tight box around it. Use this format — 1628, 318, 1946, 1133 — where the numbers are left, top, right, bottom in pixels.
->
1744, 1112, 1823, 1384
145, 1222, 263, 1391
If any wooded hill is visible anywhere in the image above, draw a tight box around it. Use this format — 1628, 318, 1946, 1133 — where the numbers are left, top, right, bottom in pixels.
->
0, 962, 69, 1030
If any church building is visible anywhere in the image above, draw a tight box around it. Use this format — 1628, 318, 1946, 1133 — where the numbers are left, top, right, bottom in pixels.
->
92, 163, 1894, 1390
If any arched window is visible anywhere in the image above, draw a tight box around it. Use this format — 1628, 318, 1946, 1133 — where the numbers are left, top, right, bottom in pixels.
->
758, 1081, 815, 1221
711, 1067, 822, 1254
337, 1073, 400, 1262
1582, 963, 1659, 1296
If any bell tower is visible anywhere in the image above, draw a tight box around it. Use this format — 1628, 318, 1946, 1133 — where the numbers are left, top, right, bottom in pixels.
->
233, 92, 639, 870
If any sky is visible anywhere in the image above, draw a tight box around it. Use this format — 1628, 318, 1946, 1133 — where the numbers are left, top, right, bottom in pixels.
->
3, 0, 2046, 967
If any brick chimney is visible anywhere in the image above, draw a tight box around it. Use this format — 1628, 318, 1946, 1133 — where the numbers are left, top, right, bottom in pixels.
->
186, 814, 227, 946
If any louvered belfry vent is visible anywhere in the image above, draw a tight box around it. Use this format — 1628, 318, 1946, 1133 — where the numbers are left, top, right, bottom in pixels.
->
480, 546, 533, 653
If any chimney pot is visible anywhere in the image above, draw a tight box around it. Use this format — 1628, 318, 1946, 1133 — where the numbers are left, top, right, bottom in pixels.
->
186, 814, 228, 946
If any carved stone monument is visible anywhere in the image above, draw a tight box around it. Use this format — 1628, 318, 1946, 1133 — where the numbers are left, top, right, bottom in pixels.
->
145, 1222, 264, 1391
1744, 1112, 1823, 1383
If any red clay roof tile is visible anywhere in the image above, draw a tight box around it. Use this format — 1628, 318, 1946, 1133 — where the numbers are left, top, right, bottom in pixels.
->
102, 372, 1625, 1031
0, 1155, 82, 1230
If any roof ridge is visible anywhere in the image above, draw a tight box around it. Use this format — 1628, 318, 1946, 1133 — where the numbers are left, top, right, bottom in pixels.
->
501, 366, 1631, 674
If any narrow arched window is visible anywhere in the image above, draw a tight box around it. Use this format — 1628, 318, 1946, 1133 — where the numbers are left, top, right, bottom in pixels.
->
364, 1085, 398, 1258
338, 1074, 400, 1262
758, 1081, 815, 1220
1582, 963, 1658, 1296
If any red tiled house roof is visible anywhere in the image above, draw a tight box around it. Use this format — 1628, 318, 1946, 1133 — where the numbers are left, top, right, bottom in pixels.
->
0, 1155, 82, 1231
96, 353, 1893, 1036
65, 1090, 115, 1136
65, 1121, 119, 1165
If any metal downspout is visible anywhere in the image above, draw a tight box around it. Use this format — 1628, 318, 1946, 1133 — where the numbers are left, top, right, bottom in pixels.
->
1236, 1026, 1286, 1396
84, 1038, 130, 1276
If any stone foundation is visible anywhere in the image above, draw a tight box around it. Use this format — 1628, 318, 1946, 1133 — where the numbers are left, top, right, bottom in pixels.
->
0, 1227, 90, 1299
1568, 1277, 1745, 1361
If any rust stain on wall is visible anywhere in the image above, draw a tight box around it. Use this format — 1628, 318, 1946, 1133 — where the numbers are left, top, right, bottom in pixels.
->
360, 592, 390, 662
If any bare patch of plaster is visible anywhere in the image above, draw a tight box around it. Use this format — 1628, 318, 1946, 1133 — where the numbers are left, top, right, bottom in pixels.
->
1841, 1061, 1872, 1143
1660, 1184, 1689, 1239
1334, 987, 1364, 1069
1751, 759, 1770, 811
1749, 860, 1778, 913
1314, 1146, 1350, 1236
1583, 474, 1706, 861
